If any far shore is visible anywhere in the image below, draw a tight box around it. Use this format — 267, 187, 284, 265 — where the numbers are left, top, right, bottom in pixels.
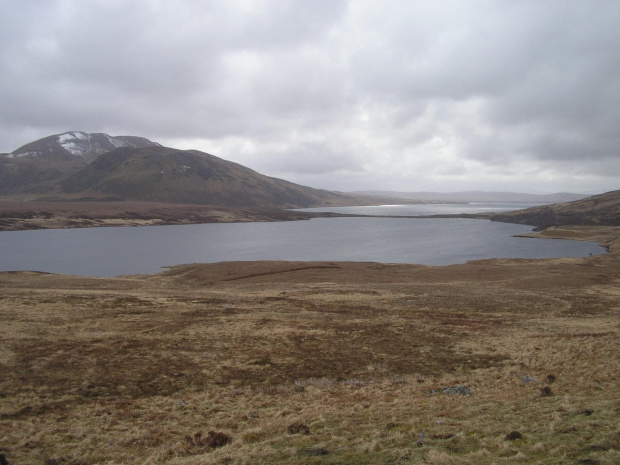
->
1, 200, 619, 255
0, 199, 490, 232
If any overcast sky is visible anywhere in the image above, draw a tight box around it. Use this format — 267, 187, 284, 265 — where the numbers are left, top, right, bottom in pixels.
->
1, 0, 619, 194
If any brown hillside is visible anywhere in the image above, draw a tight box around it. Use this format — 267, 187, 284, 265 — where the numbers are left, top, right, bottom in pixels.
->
489, 189, 620, 227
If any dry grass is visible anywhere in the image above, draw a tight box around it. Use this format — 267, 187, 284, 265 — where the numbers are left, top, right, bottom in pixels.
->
1, 227, 619, 464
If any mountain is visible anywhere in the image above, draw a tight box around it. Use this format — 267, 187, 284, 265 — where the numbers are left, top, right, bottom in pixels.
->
0, 132, 359, 207
489, 190, 620, 227
0, 131, 161, 195
59, 146, 358, 207
6, 131, 160, 161
352, 190, 587, 204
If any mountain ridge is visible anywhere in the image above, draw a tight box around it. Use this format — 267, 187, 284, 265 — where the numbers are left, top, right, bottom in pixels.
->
0, 132, 360, 207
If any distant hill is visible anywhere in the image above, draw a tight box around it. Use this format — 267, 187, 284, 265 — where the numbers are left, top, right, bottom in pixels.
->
489, 190, 620, 227
0, 132, 360, 208
353, 190, 587, 204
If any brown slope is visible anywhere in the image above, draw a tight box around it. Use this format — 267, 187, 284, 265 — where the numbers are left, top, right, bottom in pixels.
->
489, 190, 620, 227
58, 145, 359, 208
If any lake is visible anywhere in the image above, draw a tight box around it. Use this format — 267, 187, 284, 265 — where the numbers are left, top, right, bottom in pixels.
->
0, 204, 605, 277
293, 202, 539, 216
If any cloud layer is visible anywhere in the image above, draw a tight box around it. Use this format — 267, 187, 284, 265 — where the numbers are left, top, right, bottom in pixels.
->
2, 0, 619, 193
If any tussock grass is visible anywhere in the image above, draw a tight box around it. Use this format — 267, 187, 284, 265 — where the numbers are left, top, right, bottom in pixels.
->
1, 237, 620, 464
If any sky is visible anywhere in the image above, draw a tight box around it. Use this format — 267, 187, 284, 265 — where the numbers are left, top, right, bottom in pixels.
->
1, 0, 619, 194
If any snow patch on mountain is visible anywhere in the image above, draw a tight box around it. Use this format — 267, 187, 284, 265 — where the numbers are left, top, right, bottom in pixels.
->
7, 131, 161, 161
57, 132, 88, 143
6, 151, 37, 159
107, 134, 124, 148
56, 132, 91, 156
62, 142, 83, 156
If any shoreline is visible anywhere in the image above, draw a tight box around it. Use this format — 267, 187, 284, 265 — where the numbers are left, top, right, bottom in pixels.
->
1, 199, 618, 263
0, 200, 359, 231
0, 200, 496, 232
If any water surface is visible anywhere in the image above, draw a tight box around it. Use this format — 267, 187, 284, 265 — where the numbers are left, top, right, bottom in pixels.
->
0, 214, 604, 277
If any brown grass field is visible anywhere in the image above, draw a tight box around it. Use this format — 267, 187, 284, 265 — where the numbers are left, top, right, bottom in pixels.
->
1, 226, 619, 464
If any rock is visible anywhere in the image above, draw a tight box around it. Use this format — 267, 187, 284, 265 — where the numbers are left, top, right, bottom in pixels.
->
416, 432, 425, 446
304, 448, 329, 456
505, 431, 523, 441
540, 386, 553, 397
185, 430, 233, 449
428, 385, 471, 396
287, 422, 310, 435
521, 376, 535, 383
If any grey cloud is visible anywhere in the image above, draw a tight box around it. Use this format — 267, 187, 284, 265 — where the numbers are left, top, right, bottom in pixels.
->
259, 141, 364, 175
1, 0, 619, 192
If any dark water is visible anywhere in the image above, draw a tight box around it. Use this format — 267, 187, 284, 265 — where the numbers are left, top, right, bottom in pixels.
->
0, 209, 605, 277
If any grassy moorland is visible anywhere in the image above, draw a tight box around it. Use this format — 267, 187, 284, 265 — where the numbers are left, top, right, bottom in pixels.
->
0, 226, 619, 465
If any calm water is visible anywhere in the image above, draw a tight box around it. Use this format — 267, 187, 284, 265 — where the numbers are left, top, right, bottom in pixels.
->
0, 204, 605, 277
294, 202, 537, 216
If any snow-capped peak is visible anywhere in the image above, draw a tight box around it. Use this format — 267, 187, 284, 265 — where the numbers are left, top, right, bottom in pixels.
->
57, 131, 88, 143
57, 132, 90, 156
6, 131, 160, 161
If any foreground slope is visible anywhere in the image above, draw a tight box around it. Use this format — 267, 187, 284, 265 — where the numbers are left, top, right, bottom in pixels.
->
0, 244, 619, 464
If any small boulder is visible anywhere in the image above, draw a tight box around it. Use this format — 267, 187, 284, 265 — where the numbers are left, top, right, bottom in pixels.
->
185, 430, 232, 449
505, 431, 523, 441
287, 422, 310, 435
540, 386, 553, 397
428, 385, 471, 396
304, 448, 329, 456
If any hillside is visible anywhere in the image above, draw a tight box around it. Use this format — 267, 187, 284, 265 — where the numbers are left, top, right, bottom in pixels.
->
57, 146, 356, 207
0, 132, 359, 207
489, 190, 620, 227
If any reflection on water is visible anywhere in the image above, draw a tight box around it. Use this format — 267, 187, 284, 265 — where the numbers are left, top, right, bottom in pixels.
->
294, 202, 535, 216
